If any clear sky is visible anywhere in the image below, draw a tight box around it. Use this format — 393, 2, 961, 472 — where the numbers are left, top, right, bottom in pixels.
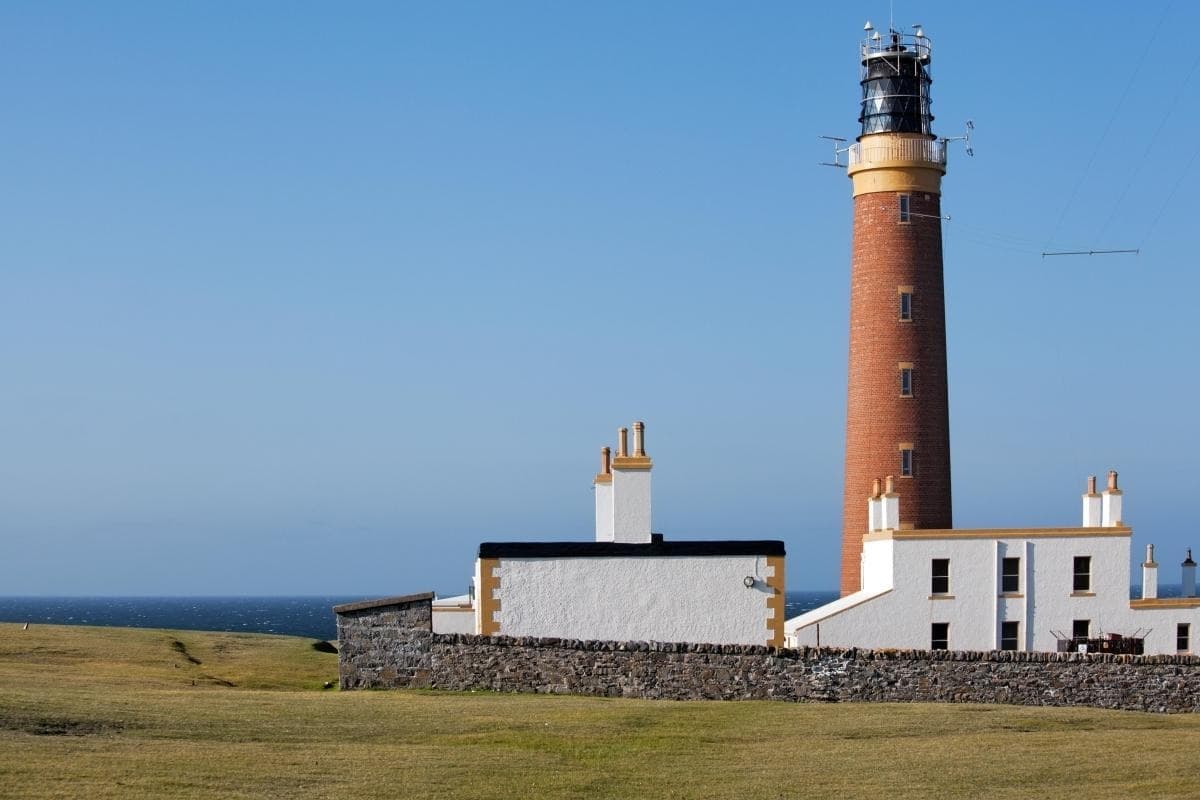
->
3, 2, 1198, 596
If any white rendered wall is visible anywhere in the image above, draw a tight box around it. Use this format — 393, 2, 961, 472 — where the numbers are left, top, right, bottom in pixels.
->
432, 608, 476, 634
493, 555, 775, 645
786, 531, 1199, 655
594, 482, 614, 542
612, 470, 651, 544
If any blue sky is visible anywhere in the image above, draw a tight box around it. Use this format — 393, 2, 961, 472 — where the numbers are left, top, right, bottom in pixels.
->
2, 2, 1198, 595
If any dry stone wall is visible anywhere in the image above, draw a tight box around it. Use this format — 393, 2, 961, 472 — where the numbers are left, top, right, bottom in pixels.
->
334, 593, 434, 689
335, 596, 1200, 712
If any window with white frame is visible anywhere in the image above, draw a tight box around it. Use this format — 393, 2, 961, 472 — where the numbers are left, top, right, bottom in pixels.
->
931, 558, 950, 595
1000, 621, 1019, 651
1073, 556, 1092, 592
931, 622, 948, 650
1001, 557, 1020, 594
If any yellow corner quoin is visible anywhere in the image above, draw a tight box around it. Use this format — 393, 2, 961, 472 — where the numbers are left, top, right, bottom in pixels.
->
848, 133, 945, 198
765, 555, 785, 648
611, 455, 653, 471
478, 558, 501, 636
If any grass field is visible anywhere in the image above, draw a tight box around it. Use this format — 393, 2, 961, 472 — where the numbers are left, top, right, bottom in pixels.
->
2, 623, 1200, 799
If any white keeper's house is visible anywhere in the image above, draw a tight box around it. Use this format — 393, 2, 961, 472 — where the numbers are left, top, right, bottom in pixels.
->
784, 472, 1200, 656
432, 421, 787, 648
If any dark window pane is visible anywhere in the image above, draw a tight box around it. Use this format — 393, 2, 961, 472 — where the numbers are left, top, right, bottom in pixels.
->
931, 622, 949, 650
1001, 621, 1019, 651
931, 558, 949, 594
1002, 557, 1020, 593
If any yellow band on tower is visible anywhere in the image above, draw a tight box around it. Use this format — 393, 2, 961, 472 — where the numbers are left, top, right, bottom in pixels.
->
848, 133, 945, 198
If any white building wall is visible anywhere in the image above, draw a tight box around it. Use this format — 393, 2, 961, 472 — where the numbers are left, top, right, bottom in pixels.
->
493, 555, 775, 645
787, 530, 1199, 655
612, 470, 651, 543
594, 481, 614, 542
432, 608, 476, 634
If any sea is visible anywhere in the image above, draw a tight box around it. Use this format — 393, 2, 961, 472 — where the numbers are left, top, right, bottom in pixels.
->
0, 591, 842, 641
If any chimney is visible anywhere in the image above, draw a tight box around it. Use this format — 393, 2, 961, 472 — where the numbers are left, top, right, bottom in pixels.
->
867, 478, 883, 533
1100, 470, 1123, 527
594, 446, 614, 542
881, 475, 900, 531
1141, 544, 1158, 600
1082, 475, 1102, 527
611, 421, 653, 544
1183, 549, 1197, 599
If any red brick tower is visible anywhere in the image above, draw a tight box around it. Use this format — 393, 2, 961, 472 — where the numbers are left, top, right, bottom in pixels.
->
840, 25, 952, 595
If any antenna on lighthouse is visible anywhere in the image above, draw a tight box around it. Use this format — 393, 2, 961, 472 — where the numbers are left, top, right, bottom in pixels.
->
818, 135, 849, 168
941, 120, 976, 157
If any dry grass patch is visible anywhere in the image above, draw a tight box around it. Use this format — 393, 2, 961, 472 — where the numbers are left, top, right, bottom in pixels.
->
1, 623, 1198, 798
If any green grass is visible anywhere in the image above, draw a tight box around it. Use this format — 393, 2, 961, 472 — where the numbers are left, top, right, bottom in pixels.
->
2, 623, 1199, 798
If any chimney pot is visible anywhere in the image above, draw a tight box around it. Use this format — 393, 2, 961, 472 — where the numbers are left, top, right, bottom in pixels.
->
600, 446, 612, 475
1087, 475, 1097, 495
884, 475, 895, 495
632, 421, 646, 457
617, 427, 629, 458
1107, 470, 1118, 492
871, 478, 882, 499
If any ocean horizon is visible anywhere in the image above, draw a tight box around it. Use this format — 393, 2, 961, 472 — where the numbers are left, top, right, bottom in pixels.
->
0, 587, 1182, 641
0, 591, 843, 641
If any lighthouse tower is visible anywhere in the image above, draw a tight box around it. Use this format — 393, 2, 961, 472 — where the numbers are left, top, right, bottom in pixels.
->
840, 24, 953, 595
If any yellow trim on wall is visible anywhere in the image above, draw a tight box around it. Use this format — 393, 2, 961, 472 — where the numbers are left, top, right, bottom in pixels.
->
1131, 597, 1200, 609
765, 555, 786, 648
864, 526, 1132, 542
611, 455, 653, 471
478, 558, 501, 635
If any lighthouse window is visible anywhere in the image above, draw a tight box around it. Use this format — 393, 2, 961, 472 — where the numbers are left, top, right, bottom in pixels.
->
898, 194, 911, 223
899, 291, 913, 321
899, 366, 913, 397
900, 447, 914, 477
1179, 623, 1191, 653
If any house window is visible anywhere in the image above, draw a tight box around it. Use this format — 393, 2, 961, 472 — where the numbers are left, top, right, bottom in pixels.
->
1073, 556, 1092, 592
1001, 557, 1020, 594
900, 447, 914, 477
931, 558, 950, 595
899, 366, 914, 397
1001, 621, 1020, 651
899, 194, 911, 223
899, 290, 913, 321
931, 622, 949, 650
1072, 619, 1091, 643
1179, 623, 1191, 653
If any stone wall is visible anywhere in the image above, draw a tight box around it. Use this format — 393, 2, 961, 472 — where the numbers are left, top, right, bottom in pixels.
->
430, 635, 1200, 713
335, 596, 1200, 712
334, 593, 434, 689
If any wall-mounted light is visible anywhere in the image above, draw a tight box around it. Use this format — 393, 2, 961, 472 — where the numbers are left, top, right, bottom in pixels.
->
743, 576, 756, 588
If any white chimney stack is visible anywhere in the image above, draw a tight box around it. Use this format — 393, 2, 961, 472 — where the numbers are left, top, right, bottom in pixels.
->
611, 421, 653, 544
1183, 549, 1197, 599
1141, 544, 1158, 600
867, 478, 883, 533
881, 475, 900, 530
593, 446, 614, 542
1100, 470, 1123, 527
1082, 475, 1102, 527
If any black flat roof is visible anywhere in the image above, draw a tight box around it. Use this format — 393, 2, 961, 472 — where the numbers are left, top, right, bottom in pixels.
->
478, 540, 785, 559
